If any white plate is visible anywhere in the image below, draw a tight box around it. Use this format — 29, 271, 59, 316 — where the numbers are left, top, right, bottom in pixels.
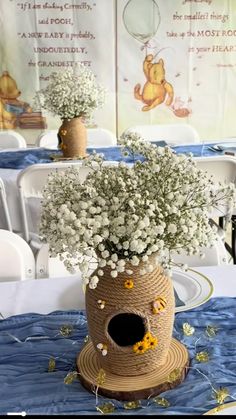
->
204, 401, 236, 415
172, 268, 213, 313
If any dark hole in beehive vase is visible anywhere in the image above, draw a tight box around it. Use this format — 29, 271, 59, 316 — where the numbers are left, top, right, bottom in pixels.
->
108, 313, 145, 346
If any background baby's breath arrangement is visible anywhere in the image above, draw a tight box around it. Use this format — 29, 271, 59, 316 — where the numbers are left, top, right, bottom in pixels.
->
34, 63, 106, 122
40, 133, 236, 289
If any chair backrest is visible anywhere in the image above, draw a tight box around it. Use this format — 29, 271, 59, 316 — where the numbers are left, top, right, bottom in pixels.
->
16, 161, 91, 243
35, 130, 57, 149
87, 128, 117, 147
0, 229, 35, 281
36, 128, 117, 149
0, 177, 12, 231
124, 124, 200, 145
0, 130, 27, 148
194, 156, 236, 218
194, 156, 236, 184
17, 160, 116, 279
171, 239, 229, 267
35, 242, 96, 281
35, 244, 75, 278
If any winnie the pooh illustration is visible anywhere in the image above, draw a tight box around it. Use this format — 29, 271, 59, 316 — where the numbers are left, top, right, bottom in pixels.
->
0, 99, 17, 129
134, 54, 174, 111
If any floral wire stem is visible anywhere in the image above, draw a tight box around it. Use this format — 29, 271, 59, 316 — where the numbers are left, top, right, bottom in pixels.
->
4, 332, 52, 343
194, 336, 202, 352
92, 384, 100, 408
188, 366, 218, 393
187, 366, 236, 404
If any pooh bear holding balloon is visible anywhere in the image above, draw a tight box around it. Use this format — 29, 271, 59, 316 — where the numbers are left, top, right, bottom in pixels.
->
134, 54, 174, 111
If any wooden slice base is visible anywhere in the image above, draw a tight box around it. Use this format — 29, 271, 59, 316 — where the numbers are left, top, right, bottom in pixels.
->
76, 338, 189, 401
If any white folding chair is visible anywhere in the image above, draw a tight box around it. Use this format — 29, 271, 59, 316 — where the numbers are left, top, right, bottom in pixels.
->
194, 156, 236, 185
16, 161, 92, 242
87, 128, 117, 147
124, 124, 200, 145
0, 177, 12, 231
0, 229, 35, 281
194, 156, 236, 263
35, 130, 58, 149
16, 162, 92, 278
36, 127, 117, 149
171, 240, 229, 268
0, 130, 27, 148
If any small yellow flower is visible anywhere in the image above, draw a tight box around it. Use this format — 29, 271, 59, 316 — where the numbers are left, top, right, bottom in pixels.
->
123, 400, 141, 410
213, 387, 229, 405
60, 324, 73, 337
133, 340, 148, 354
60, 129, 67, 136
96, 368, 106, 385
64, 371, 78, 384
96, 402, 115, 414
182, 322, 195, 336
205, 325, 218, 338
153, 397, 170, 408
48, 357, 56, 372
143, 332, 153, 343
195, 351, 209, 363
167, 368, 181, 383
142, 332, 158, 350
148, 336, 158, 349
124, 279, 134, 289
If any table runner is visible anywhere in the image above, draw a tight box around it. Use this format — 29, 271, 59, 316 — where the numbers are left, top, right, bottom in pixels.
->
0, 297, 235, 415
0, 142, 223, 170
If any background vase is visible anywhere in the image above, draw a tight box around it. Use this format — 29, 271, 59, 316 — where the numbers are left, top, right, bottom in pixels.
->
58, 117, 87, 158
85, 256, 175, 377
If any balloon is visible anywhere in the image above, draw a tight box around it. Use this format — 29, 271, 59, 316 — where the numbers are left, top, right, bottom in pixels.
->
123, 0, 161, 44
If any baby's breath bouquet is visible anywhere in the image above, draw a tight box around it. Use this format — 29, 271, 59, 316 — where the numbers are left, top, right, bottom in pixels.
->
40, 133, 236, 289
34, 63, 106, 122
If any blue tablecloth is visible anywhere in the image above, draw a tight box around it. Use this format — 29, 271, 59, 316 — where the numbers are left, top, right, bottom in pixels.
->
0, 297, 235, 415
0, 143, 224, 170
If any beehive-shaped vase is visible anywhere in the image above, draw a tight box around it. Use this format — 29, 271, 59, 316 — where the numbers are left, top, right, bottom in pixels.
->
86, 258, 175, 376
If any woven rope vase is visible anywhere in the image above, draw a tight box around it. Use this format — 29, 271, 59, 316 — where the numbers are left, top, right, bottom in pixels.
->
58, 117, 87, 158
85, 258, 175, 377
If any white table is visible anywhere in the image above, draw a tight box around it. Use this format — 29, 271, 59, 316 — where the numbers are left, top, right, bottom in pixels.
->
0, 264, 235, 319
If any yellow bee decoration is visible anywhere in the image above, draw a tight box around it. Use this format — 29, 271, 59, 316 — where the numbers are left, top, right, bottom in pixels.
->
152, 296, 167, 314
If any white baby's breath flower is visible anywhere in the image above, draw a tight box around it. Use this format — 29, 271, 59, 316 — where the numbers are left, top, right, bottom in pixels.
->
111, 253, 118, 262
101, 250, 109, 259
98, 259, 107, 268
168, 224, 177, 234
39, 133, 236, 289
34, 64, 106, 123
110, 270, 118, 278
126, 269, 133, 275
131, 256, 140, 266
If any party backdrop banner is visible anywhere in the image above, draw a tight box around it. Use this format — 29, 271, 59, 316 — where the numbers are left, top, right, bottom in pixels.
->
0, 0, 116, 142
117, 0, 236, 139
0, 0, 236, 142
